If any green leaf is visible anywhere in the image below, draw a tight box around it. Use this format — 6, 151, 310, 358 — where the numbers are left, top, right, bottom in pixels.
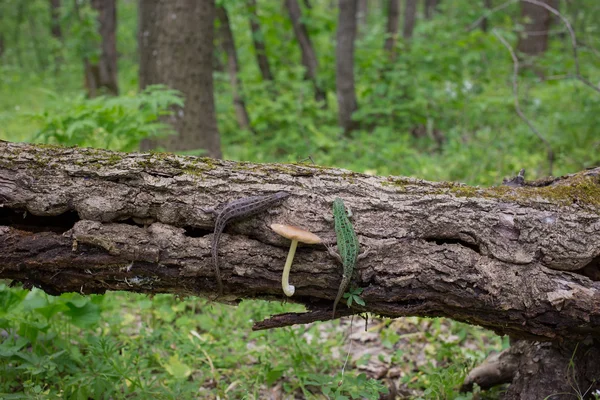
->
64, 298, 100, 328
0, 336, 29, 357
163, 355, 192, 380
353, 296, 366, 306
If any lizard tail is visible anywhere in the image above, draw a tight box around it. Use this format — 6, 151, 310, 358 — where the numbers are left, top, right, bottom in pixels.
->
332, 275, 351, 319
332, 290, 343, 318
211, 240, 223, 296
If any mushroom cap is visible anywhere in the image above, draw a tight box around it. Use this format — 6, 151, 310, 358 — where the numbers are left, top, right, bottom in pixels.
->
270, 224, 322, 244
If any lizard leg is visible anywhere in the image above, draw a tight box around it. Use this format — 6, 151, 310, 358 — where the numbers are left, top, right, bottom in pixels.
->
200, 207, 217, 215
325, 243, 343, 263
357, 245, 371, 260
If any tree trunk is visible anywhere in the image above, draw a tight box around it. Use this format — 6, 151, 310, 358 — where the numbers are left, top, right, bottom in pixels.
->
517, 0, 552, 56
336, 0, 359, 134
481, 0, 492, 32
2, 142, 600, 395
502, 341, 600, 399
402, 0, 417, 39
49, 0, 63, 70
247, 0, 274, 82
28, 14, 47, 71
548, 0, 559, 26
216, 6, 253, 133
462, 339, 600, 397
424, 0, 438, 19
13, 2, 25, 68
138, 0, 222, 158
357, 0, 368, 32
285, 0, 327, 106
384, 0, 399, 54
49, 0, 62, 40
88, 0, 119, 96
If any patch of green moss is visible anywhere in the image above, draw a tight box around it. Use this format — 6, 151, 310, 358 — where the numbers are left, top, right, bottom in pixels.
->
447, 174, 600, 211
448, 184, 480, 198
34, 143, 64, 150
231, 162, 318, 177
106, 153, 123, 166
381, 176, 414, 191
528, 175, 600, 207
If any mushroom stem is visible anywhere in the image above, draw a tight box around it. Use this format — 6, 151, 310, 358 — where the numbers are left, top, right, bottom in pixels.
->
282, 239, 298, 296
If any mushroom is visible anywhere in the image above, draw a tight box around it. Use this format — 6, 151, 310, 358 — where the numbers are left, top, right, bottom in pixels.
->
270, 224, 323, 297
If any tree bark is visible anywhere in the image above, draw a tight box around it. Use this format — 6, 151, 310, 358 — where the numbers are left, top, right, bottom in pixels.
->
2, 141, 600, 395
548, 0, 559, 26
481, 0, 492, 32
247, 0, 274, 82
216, 6, 254, 133
402, 0, 417, 39
502, 341, 600, 399
88, 0, 119, 96
462, 339, 600, 398
424, 0, 438, 19
357, 0, 368, 32
285, 0, 327, 106
138, 0, 222, 158
49, 0, 62, 40
384, 0, 399, 54
517, 0, 552, 56
336, 0, 359, 134
48, 0, 63, 70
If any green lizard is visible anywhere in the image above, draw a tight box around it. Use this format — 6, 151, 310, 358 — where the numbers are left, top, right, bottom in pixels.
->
326, 197, 369, 318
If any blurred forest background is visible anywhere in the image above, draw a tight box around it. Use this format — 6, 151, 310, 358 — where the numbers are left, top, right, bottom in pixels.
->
0, 0, 599, 398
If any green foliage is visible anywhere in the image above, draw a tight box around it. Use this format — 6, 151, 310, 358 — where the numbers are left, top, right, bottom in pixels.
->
305, 372, 388, 399
0, 288, 395, 399
32, 85, 183, 151
345, 287, 365, 308
212, 0, 600, 185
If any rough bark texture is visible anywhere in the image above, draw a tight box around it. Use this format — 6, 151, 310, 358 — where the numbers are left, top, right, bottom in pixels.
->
402, 0, 417, 39
247, 0, 274, 82
462, 339, 600, 398
216, 6, 254, 133
285, 0, 327, 106
138, 0, 222, 158
336, 0, 359, 134
503, 340, 600, 399
384, 0, 399, 53
88, 0, 119, 96
517, 0, 552, 56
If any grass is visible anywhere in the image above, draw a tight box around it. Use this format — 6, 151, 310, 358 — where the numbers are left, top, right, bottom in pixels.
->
0, 285, 506, 399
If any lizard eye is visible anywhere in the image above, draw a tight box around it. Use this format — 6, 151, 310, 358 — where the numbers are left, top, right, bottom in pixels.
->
345, 206, 353, 218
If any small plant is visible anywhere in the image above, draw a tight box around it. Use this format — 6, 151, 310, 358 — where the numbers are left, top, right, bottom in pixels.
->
32, 85, 183, 151
305, 371, 389, 399
345, 287, 365, 308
